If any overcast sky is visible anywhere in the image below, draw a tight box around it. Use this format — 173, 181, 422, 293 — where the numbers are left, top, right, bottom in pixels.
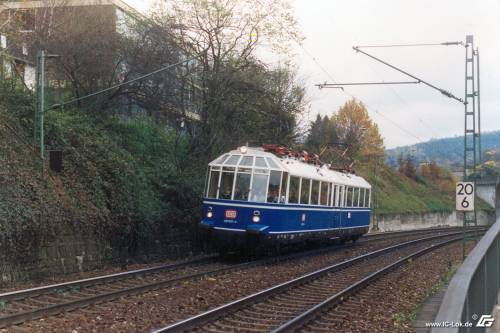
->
126, 0, 500, 148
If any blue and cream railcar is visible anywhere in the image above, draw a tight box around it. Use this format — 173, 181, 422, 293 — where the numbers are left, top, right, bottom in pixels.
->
200, 147, 371, 249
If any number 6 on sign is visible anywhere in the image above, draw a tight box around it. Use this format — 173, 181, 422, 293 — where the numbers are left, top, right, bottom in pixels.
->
456, 182, 474, 211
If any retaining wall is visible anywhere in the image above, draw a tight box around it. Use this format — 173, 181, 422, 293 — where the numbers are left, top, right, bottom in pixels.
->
372, 210, 494, 232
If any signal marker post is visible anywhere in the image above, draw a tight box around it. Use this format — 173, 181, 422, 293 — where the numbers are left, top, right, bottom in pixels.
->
456, 182, 475, 259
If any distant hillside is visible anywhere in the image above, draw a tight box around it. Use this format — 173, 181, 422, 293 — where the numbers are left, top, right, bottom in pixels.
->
386, 130, 500, 168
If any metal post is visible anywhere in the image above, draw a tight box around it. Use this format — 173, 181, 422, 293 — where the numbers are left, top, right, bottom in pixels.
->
372, 160, 378, 231
476, 48, 481, 166
35, 50, 46, 160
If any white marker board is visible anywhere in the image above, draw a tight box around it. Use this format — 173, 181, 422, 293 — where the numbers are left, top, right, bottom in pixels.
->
456, 182, 474, 211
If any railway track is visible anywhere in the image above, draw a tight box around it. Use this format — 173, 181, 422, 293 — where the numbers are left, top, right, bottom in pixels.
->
152, 229, 482, 333
0, 226, 481, 329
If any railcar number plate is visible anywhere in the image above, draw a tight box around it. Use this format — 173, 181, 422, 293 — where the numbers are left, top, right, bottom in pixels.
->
225, 210, 238, 219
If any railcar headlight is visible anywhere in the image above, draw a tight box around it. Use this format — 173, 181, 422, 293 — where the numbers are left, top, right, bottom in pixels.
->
207, 207, 213, 218
252, 210, 260, 223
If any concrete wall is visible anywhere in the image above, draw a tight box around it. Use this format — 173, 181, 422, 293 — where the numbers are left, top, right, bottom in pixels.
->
373, 210, 494, 232
477, 185, 496, 208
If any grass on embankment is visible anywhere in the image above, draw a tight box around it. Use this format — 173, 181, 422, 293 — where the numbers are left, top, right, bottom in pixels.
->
356, 163, 493, 215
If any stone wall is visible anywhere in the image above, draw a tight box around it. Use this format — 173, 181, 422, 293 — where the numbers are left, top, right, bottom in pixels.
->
372, 210, 495, 232
0, 223, 199, 285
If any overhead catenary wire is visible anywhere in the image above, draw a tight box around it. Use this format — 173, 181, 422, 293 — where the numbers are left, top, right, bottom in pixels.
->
50, 56, 200, 111
355, 42, 463, 48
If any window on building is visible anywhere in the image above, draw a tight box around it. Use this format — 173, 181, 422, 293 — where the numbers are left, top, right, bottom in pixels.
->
267, 171, 282, 203
16, 10, 35, 32
300, 178, 311, 205
207, 168, 220, 198
289, 176, 300, 204
0, 35, 6, 49
250, 173, 268, 203
219, 169, 235, 199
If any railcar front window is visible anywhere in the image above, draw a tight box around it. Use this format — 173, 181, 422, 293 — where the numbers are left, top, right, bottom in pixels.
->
219, 172, 235, 199
360, 189, 365, 207
288, 176, 300, 203
279, 172, 288, 203
207, 170, 220, 198
311, 180, 320, 205
300, 178, 311, 205
366, 189, 371, 207
319, 182, 328, 206
234, 173, 251, 201
250, 174, 268, 202
267, 171, 282, 203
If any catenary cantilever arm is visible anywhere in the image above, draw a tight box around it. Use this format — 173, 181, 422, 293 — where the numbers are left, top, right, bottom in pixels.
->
352, 46, 465, 104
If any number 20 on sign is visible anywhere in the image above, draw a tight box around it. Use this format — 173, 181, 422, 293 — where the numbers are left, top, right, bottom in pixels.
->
456, 182, 474, 211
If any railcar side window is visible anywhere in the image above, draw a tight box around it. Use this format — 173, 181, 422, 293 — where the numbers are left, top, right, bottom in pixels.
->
360, 189, 365, 207
219, 171, 235, 199
311, 180, 320, 205
267, 171, 282, 203
338, 186, 344, 207
346, 187, 353, 207
353, 188, 359, 207
319, 182, 329, 206
250, 174, 268, 203
233, 173, 251, 201
331, 184, 337, 207
207, 169, 220, 198
365, 189, 371, 208
280, 172, 288, 204
289, 176, 300, 203
300, 178, 311, 205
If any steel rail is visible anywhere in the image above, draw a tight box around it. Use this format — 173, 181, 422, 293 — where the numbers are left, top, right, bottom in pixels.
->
0, 226, 465, 302
0, 227, 477, 328
151, 230, 480, 333
271, 236, 468, 332
0, 256, 218, 303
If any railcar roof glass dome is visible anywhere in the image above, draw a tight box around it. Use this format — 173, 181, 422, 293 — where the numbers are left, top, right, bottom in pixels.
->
208, 147, 370, 189
209, 147, 284, 170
